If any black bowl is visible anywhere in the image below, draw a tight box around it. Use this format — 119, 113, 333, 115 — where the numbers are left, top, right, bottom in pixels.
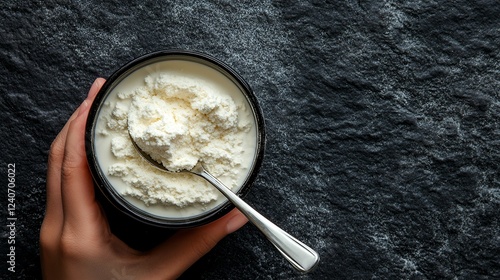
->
85, 50, 265, 229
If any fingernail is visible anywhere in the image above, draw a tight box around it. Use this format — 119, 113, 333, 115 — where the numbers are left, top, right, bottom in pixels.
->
226, 212, 248, 234
87, 78, 99, 98
77, 99, 89, 117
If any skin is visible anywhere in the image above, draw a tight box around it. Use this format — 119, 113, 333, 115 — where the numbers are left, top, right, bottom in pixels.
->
40, 78, 248, 280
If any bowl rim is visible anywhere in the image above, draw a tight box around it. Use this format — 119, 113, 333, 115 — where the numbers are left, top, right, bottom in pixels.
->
85, 49, 266, 228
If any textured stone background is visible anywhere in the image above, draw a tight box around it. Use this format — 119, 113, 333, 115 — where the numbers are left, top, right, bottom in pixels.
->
1, 0, 500, 279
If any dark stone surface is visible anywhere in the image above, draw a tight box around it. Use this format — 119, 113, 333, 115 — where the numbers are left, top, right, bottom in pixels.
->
1, 0, 499, 279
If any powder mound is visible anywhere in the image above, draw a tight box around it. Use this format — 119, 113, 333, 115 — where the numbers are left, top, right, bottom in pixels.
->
97, 64, 256, 210
128, 74, 240, 172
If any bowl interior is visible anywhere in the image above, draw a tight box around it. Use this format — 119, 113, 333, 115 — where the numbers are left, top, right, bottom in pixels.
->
85, 50, 265, 228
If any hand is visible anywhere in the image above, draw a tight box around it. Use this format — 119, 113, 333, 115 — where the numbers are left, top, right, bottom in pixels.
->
40, 78, 248, 280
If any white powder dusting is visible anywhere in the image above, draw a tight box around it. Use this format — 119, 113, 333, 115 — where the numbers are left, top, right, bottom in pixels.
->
102, 73, 252, 208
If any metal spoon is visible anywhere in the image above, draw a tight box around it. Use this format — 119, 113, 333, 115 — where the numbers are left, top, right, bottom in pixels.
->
129, 136, 320, 272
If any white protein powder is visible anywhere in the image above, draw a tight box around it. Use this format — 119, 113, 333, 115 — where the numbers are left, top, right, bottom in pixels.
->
128, 74, 247, 173
95, 63, 256, 214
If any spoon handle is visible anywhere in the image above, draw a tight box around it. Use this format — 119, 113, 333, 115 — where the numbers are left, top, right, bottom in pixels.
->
196, 167, 320, 272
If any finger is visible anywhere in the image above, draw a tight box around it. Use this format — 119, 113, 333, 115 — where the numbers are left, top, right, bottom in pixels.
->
60, 79, 106, 234
44, 108, 82, 231
144, 209, 248, 279
88, 78, 106, 100
42, 78, 105, 238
